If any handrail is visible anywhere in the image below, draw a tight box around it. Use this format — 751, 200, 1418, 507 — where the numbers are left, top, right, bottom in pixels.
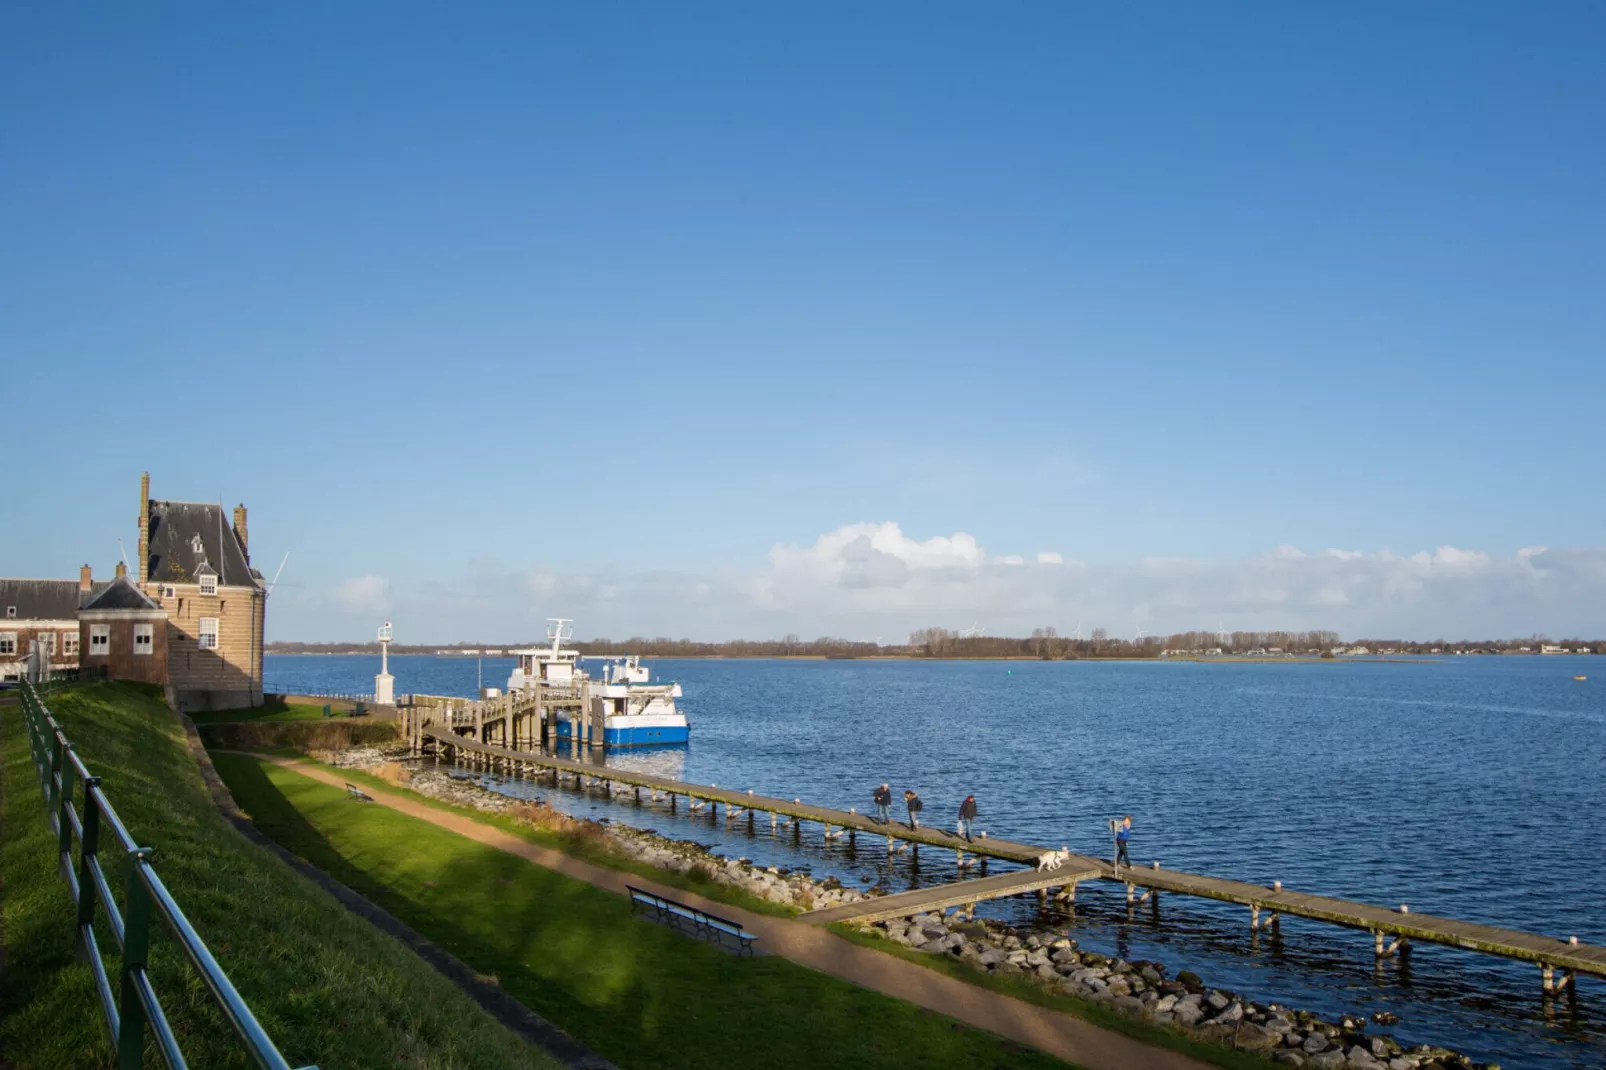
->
16, 680, 317, 1070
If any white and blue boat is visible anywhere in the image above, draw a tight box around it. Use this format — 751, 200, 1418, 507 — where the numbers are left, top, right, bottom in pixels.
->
578, 655, 689, 747
506, 620, 689, 747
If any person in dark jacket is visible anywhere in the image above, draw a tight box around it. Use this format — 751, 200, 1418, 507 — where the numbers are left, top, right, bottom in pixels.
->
872, 783, 892, 823
1115, 815, 1132, 868
958, 794, 978, 841
904, 789, 924, 829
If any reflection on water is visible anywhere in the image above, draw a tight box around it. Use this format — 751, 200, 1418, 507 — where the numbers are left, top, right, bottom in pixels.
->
270, 654, 1606, 1069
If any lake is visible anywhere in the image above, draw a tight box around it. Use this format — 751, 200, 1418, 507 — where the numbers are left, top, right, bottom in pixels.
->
266, 653, 1606, 1068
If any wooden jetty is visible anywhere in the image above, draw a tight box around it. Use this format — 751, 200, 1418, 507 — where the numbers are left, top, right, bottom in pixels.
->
415, 723, 1031, 867
413, 716, 1606, 993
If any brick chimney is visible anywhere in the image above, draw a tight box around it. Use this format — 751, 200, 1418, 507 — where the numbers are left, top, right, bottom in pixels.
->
233, 503, 249, 561
115, 561, 127, 580
80, 564, 92, 591
137, 472, 151, 584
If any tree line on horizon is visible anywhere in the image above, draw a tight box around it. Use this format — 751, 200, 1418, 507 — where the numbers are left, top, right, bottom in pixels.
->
264, 628, 1604, 657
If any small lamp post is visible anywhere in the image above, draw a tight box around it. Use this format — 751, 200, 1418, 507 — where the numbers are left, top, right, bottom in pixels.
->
375, 619, 395, 705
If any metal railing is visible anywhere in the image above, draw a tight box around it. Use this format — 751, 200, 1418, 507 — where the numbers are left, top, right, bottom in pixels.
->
17, 680, 317, 1070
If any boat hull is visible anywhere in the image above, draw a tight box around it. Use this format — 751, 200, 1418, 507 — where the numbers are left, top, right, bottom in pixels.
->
556, 714, 689, 748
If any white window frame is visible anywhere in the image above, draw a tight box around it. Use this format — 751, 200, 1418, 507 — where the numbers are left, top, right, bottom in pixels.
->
134, 623, 154, 655
0, 632, 15, 655
198, 617, 219, 650
90, 624, 110, 655
162, 585, 176, 600
5, 606, 14, 619
41, 633, 56, 655
199, 574, 217, 596
62, 631, 79, 656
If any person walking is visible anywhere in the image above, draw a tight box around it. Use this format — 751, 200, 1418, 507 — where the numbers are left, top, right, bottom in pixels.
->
1115, 815, 1132, 868
958, 794, 978, 842
904, 789, 924, 829
872, 783, 892, 824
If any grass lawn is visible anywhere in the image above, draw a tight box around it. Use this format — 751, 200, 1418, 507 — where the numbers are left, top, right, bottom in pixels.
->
330, 762, 799, 918
0, 684, 561, 1070
216, 752, 1079, 1070
189, 698, 348, 724
302, 765, 1280, 1070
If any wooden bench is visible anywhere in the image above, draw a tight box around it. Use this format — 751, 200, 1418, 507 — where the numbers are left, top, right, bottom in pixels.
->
626, 885, 757, 956
345, 783, 373, 801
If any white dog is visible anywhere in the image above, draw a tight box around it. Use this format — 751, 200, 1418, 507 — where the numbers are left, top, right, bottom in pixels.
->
1036, 846, 1071, 872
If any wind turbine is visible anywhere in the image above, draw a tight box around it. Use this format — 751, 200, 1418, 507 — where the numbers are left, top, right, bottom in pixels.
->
1217, 621, 1230, 646
1135, 625, 1148, 642
1072, 621, 1084, 641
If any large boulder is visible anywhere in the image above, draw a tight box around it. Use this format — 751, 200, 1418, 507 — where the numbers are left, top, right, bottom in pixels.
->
1234, 1023, 1282, 1052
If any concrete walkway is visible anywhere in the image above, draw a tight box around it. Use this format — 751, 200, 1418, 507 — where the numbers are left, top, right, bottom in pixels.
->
250, 754, 1215, 1070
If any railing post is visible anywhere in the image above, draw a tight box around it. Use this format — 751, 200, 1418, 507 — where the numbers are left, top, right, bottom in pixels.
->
57, 747, 76, 875
49, 731, 64, 819
77, 781, 103, 938
118, 848, 155, 1070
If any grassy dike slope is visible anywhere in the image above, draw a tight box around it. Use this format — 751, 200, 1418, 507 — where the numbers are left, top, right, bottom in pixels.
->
0, 684, 560, 1070
215, 753, 1077, 1070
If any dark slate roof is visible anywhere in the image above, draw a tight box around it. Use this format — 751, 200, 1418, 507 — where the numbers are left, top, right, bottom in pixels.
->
147, 501, 258, 588
0, 579, 85, 621
82, 577, 160, 612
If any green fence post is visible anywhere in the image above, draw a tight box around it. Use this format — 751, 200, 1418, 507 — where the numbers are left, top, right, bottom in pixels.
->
77, 782, 102, 937
57, 747, 76, 875
118, 848, 154, 1070
48, 732, 64, 823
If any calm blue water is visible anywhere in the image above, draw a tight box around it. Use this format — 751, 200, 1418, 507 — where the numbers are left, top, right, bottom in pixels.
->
267, 654, 1606, 1068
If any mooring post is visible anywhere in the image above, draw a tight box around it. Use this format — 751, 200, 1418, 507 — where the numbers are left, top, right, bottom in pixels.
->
1374, 930, 1385, 957
1251, 905, 1261, 931
1542, 964, 1554, 993
1126, 883, 1135, 905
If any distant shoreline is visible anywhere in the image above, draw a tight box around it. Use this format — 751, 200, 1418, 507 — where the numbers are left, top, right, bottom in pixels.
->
262, 649, 1432, 664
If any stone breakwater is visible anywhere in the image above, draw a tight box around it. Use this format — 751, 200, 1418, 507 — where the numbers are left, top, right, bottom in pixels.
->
330, 747, 1492, 1070
863, 916, 1496, 1070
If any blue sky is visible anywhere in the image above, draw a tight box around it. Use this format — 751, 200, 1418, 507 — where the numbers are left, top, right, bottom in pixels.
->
3, 3, 1603, 641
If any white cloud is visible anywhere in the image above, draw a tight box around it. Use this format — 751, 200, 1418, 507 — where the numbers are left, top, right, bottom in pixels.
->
332, 574, 389, 612
274, 525, 1606, 644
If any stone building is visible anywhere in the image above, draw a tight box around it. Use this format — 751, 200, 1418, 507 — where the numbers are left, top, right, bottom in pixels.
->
78, 571, 169, 686
0, 570, 94, 681
135, 473, 268, 711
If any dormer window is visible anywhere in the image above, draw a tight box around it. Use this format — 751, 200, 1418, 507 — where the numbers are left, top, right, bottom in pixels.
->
191, 535, 205, 555
4, 606, 14, 619
199, 574, 217, 596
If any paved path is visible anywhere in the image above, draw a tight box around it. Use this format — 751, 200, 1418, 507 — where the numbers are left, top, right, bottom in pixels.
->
248, 754, 1214, 1070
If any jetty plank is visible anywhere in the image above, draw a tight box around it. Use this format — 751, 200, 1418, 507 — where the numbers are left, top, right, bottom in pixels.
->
801, 867, 1102, 926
